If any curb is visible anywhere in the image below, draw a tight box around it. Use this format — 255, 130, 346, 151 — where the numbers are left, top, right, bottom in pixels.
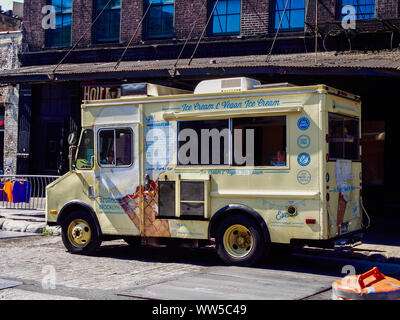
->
0, 218, 61, 236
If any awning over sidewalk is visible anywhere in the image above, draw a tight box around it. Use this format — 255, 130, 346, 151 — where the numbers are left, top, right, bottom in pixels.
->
1, 50, 400, 84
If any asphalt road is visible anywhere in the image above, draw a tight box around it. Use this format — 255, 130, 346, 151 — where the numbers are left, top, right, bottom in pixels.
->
1, 232, 400, 301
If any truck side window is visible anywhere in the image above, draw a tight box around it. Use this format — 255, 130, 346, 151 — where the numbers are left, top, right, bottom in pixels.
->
328, 113, 360, 161
177, 116, 287, 167
98, 128, 133, 167
116, 128, 133, 166
178, 119, 230, 165
75, 129, 94, 170
233, 116, 287, 166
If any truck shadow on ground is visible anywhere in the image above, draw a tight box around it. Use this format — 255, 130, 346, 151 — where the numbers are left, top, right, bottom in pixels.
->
88, 215, 400, 275
92, 241, 348, 278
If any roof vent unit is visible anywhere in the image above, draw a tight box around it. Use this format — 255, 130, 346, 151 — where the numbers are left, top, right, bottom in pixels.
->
194, 77, 261, 94
121, 83, 190, 97
255, 82, 296, 89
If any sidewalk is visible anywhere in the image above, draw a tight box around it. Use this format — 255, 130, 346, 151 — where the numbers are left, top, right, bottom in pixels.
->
294, 216, 400, 265
1, 208, 399, 264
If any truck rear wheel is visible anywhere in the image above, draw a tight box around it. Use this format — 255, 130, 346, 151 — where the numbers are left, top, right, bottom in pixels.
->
61, 210, 101, 255
216, 214, 266, 266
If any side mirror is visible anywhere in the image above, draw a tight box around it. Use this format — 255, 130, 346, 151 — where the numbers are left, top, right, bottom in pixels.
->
69, 145, 77, 171
68, 131, 78, 171
68, 131, 78, 146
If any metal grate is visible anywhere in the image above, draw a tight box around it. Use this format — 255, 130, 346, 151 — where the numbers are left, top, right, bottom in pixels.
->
158, 181, 176, 218
179, 181, 205, 219
221, 78, 241, 89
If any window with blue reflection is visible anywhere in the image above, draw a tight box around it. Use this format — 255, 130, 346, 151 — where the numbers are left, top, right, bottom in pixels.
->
145, 0, 174, 39
93, 0, 121, 43
274, 0, 305, 31
211, 0, 241, 35
341, 0, 375, 20
45, 0, 73, 47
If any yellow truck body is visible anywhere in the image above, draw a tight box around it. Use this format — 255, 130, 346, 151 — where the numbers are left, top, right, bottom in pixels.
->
46, 78, 363, 265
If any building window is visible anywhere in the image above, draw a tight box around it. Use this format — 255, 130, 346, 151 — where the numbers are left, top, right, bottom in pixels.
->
98, 128, 133, 167
274, 0, 305, 31
341, 0, 375, 20
145, 0, 174, 39
210, 0, 241, 35
361, 121, 385, 186
93, 0, 121, 43
45, 0, 73, 47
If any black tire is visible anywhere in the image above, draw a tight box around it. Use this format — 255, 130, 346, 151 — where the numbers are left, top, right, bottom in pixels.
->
216, 214, 267, 266
123, 237, 142, 247
61, 210, 102, 255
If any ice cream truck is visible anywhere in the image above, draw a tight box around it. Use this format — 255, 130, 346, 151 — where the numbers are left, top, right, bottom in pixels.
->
46, 77, 364, 266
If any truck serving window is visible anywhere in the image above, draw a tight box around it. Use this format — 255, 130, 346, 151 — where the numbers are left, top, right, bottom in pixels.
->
98, 128, 133, 167
177, 116, 287, 167
76, 129, 94, 170
178, 119, 230, 165
233, 116, 286, 166
328, 113, 360, 161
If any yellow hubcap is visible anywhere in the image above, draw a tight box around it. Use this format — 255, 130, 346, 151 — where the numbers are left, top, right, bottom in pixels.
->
67, 219, 91, 248
223, 224, 253, 258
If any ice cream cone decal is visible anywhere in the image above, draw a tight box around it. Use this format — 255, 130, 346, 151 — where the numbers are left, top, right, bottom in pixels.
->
143, 179, 171, 237
337, 193, 347, 232
118, 179, 171, 237
335, 160, 353, 235
118, 185, 142, 231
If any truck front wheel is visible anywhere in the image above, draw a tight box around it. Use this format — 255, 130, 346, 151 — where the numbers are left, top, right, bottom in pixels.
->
216, 214, 266, 266
61, 210, 102, 255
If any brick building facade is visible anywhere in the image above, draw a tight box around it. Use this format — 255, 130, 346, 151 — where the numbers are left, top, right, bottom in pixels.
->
1, 0, 400, 215
20, 0, 400, 51
16, 0, 400, 69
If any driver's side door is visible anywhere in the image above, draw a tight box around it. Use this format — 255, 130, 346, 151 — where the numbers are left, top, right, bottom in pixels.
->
94, 124, 141, 236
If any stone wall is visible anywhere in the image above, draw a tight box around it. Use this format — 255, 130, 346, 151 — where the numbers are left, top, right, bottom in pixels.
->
0, 13, 21, 32
0, 31, 22, 175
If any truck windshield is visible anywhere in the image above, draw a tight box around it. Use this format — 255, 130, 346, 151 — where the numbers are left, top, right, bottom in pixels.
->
328, 113, 360, 161
75, 129, 94, 169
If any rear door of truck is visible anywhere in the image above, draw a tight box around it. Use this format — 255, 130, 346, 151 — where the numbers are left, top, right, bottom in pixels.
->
326, 100, 362, 237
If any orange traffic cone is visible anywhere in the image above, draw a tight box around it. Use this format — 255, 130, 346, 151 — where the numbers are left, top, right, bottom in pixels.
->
332, 267, 400, 300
